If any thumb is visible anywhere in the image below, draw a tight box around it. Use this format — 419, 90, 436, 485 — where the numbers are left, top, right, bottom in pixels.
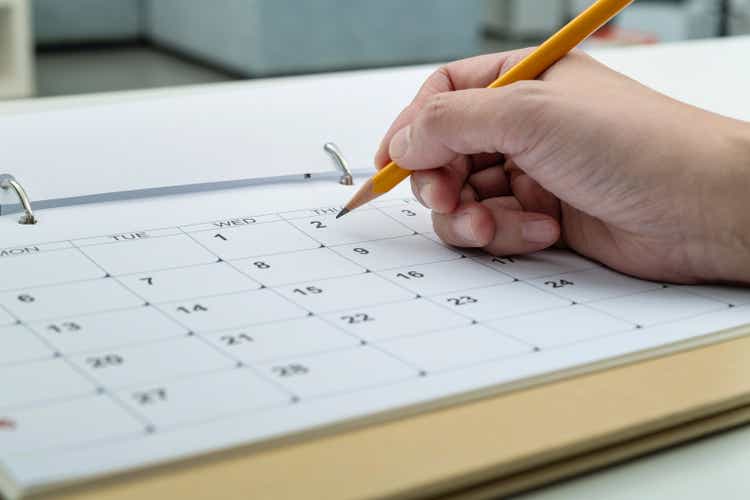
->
388, 83, 549, 171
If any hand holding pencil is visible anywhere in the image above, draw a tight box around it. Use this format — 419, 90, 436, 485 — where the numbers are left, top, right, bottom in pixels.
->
338, 0, 634, 219
341, 0, 750, 285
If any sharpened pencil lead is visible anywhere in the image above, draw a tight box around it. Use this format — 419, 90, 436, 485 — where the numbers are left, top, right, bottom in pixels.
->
336, 208, 350, 219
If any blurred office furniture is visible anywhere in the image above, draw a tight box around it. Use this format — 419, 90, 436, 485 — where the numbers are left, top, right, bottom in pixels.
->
484, 0, 566, 39
25, 0, 750, 94
32, 0, 140, 45
571, 0, 723, 41
484, 0, 730, 44
31, 0, 483, 77
730, 0, 750, 34
0, 0, 33, 98
618, 0, 722, 41
144, 0, 483, 76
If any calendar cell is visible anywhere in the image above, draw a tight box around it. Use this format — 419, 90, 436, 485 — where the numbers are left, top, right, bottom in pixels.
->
377, 202, 434, 234
70, 337, 233, 389
0, 395, 143, 455
287, 209, 412, 246
0, 279, 143, 322
189, 221, 319, 260
384, 259, 513, 296
474, 249, 597, 280
488, 305, 635, 348
205, 317, 358, 363
333, 235, 460, 271
372, 198, 413, 208
325, 298, 470, 342
182, 214, 280, 232
234, 247, 364, 287
0, 324, 53, 365
277, 273, 413, 313
76, 228, 182, 246
679, 285, 750, 306
528, 267, 662, 303
120, 369, 289, 428
119, 262, 260, 304
0, 306, 14, 325
433, 282, 570, 322
30, 307, 188, 354
588, 287, 727, 326
0, 359, 94, 409
79, 234, 217, 275
281, 206, 349, 219
258, 346, 417, 398
381, 324, 531, 372
0, 248, 105, 291
160, 289, 307, 332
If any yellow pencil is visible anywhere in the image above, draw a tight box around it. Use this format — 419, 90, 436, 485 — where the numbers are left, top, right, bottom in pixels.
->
338, 0, 633, 219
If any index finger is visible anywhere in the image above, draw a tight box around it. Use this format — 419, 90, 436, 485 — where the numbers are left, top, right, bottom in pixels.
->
374, 47, 534, 168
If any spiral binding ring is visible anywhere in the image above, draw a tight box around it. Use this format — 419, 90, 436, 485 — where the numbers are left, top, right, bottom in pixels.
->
0, 174, 37, 225
323, 142, 354, 186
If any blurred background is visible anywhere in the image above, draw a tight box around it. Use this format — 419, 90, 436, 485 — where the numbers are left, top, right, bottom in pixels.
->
1, 0, 749, 100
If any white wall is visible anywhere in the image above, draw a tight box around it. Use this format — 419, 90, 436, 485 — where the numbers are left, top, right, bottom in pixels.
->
0, 0, 33, 98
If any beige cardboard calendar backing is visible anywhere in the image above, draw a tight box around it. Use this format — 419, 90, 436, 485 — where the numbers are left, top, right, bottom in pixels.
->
27, 324, 750, 500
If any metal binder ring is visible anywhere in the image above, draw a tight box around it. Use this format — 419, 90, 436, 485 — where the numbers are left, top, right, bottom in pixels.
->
0, 174, 37, 225
324, 142, 354, 186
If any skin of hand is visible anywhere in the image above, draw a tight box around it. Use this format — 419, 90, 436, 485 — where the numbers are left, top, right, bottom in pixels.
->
375, 49, 750, 284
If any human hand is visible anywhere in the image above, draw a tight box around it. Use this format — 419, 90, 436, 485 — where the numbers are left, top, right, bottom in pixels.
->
375, 49, 750, 284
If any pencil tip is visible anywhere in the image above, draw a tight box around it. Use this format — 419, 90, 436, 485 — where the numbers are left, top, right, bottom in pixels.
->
336, 208, 350, 219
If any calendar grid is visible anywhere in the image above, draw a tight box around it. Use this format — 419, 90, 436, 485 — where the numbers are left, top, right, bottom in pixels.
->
175, 225, 367, 401
7, 317, 154, 435
2, 195, 749, 489
39, 241, 165, 431
188, 223, 432, 377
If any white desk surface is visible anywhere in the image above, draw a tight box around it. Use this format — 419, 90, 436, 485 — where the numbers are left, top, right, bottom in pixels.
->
2, 35, 750, 499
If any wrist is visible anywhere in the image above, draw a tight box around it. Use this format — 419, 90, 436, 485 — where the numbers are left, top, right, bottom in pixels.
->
702, 120, 750, 284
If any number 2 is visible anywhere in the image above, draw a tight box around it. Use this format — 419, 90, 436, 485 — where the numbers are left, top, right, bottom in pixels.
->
86, 354, 124, 369
396, 271, 424, 280
341, 313, 373, 324
47, 322, 82, 334
272, 364, 309, 377
177, 304, 208, 314
221, 333, 254, 346
132, 388, 167, 405
446, 296, 477, 306
544, 279, 575, 289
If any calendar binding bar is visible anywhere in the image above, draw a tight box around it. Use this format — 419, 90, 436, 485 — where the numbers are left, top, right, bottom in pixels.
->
0, 143, 356, 225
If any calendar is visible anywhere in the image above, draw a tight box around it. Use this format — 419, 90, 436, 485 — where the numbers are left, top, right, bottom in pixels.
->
1, 177, 750, 499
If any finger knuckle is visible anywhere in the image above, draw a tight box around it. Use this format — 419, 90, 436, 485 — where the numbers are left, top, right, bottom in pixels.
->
421, 93, 452, 129
566, 49, 592, 62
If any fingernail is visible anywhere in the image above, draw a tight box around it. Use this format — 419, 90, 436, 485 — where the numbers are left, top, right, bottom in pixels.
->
521, 219, 557, 244
454, 212, 477, 246
390, 126, 411, 160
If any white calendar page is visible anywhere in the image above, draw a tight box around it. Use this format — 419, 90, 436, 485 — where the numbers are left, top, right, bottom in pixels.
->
1, 178, 750, 499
